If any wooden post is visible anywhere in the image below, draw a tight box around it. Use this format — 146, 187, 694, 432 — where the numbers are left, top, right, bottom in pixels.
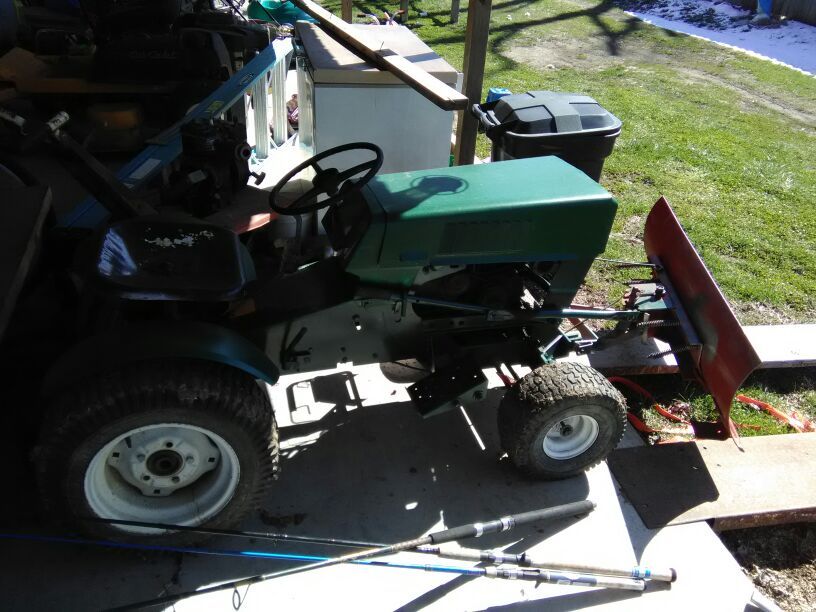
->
400, 0, 409, 22
450, 0, 461, 24
342, 0, 352, 22
454, 0, 492, 165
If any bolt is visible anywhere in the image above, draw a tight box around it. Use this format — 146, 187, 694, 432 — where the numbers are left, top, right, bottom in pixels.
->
165, 442, 174, 448
172, 476, 180, 483
186, 455, 195, 464
136, 454, 146, 462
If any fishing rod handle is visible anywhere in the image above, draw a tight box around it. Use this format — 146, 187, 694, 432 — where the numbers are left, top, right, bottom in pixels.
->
429, 547, 675, 583
484, 567, 646, 591
522, 556, 677, 583
427, 500, 595, 545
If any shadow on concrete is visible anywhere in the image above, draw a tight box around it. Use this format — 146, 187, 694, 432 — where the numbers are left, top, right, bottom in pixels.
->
0, 371, 614, 610
608, 442, 719, 529
1, 378, 595, 610
480, 585, 646, 611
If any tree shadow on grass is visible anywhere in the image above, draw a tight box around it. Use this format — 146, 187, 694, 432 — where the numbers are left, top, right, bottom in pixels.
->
329, 0, 679, 78
424, 0, 681, 76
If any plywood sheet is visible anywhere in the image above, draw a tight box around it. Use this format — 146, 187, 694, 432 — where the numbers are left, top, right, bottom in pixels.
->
608, 433, 816, 528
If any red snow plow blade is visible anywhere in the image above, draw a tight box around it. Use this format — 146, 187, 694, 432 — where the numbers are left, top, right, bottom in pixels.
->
643, 197, 760, 437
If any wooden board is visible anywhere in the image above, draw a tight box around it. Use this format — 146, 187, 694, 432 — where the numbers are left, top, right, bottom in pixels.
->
585, 324, 816, 374
290, 0, 467, 110
608, 433, 816, 529
586, 334, 679, 375
0, 185, 52, 340
296, 23, 459, 85
745, 324, 816, 368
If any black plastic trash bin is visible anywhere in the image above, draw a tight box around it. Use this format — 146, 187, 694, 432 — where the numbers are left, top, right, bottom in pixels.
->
472, 91, 622, 182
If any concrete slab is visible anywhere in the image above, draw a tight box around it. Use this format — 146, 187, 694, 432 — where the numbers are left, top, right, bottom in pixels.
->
0, 364, 758, 611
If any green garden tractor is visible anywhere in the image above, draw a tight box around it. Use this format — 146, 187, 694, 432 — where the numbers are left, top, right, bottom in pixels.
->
3, 142, 758, 544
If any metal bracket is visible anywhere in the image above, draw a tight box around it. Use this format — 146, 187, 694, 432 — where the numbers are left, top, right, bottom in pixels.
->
407, 362, 487, 418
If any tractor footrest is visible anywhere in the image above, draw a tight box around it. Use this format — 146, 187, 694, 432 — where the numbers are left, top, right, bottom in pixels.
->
407, 362, 487, 418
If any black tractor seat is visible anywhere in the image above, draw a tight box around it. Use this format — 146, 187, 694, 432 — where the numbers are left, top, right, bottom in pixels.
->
96, 216, 254, 301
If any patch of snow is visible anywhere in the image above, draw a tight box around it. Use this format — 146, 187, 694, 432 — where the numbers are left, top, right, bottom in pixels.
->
623, 0, 816, 75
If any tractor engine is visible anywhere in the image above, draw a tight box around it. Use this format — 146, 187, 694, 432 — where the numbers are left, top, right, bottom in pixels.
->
410, 263, 557, 318
161, 118, 252, 216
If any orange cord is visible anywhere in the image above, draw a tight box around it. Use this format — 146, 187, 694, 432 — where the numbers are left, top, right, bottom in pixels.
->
609, 377, 761, 438
736, 395, 815, 433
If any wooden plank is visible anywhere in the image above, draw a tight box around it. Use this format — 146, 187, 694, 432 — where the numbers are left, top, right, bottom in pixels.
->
584, 324, 816, 375
0, 186, 52, 341
297, 23, 458, 85
744, 324, 816, 368
290, 0, 468, 111
454, 0, 492, 165
608, 433, 816, 529
586, 334, 679, 375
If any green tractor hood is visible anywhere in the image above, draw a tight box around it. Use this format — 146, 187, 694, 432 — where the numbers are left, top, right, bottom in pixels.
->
348, 157, 618, 286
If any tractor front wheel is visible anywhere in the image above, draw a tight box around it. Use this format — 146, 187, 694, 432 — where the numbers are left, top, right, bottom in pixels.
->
498, 361, 626, 479
36, 360, 278, 545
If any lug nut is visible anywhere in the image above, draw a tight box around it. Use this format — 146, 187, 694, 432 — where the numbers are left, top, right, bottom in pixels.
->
136, 454, 146, 462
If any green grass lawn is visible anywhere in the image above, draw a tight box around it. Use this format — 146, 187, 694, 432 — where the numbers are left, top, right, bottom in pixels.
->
321, 0, 816, 324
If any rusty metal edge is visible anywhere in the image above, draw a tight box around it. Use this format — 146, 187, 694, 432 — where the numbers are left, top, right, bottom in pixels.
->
711, 507, 816, 532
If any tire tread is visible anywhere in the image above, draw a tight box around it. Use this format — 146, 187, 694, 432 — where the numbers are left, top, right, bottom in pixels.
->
35, 360, 278, 544
498, 361, 627, 479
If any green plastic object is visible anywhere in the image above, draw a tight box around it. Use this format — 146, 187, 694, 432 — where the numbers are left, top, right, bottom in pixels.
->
247, 0, 315, 24
347, 156, 617, 287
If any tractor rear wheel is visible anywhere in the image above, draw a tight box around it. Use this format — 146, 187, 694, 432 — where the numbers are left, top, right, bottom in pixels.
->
35, 360, 278, 545
498, 361, 626, 479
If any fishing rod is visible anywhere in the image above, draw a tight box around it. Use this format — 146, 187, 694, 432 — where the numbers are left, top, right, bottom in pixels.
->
0, 531, 458, 572
108, 499, 596, 610
427, 546, 677, 583
84, 516, 385, 549
90, 517, 677, 584
0, 530, 646, 594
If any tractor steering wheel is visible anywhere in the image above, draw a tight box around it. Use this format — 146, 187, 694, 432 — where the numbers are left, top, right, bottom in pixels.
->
269, 142, 384, 216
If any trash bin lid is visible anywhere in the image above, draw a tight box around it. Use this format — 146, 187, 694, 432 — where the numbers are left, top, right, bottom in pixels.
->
492, 91, 620, 135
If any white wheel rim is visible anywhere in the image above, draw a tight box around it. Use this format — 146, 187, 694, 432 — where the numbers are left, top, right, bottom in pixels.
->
84, 423, 240, 533
542, 415, 600, 460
